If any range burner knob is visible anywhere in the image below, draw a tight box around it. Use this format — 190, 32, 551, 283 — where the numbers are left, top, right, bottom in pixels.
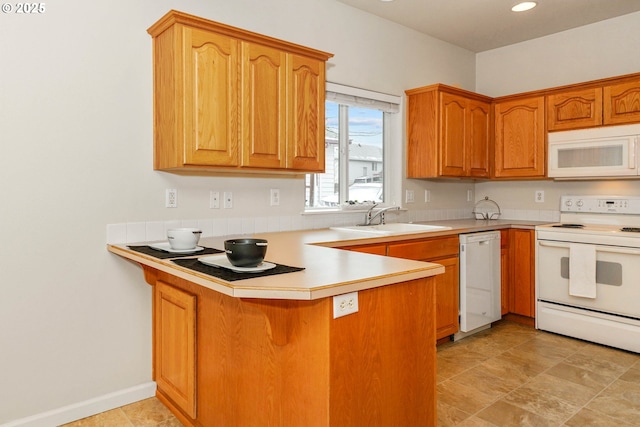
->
576, 200, 584, 208
565, 199, 573, 207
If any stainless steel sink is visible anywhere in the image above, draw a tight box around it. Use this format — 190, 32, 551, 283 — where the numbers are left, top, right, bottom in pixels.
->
331, 223, 452, 236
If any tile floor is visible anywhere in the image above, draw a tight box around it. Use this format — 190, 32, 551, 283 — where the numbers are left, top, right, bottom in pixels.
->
62, 320, 640, 427
60, 398, 182, 427
437, 320, 640, 426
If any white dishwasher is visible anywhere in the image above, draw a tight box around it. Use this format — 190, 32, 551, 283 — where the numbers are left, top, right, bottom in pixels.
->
455, 231, 501, 340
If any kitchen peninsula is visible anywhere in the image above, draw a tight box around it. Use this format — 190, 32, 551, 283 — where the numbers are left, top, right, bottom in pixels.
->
108, 229, 446, 427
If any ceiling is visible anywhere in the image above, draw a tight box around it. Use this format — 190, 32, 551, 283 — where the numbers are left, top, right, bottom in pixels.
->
335, 0, 640, 52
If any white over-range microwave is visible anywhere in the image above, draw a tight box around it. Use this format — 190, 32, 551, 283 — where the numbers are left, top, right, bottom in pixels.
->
548, 124, 640, 179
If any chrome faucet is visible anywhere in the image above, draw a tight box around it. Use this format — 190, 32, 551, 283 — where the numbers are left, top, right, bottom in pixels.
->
363, 205, 400, 225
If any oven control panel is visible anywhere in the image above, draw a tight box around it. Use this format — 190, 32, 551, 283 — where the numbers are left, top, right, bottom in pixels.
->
561, 195, 640, 214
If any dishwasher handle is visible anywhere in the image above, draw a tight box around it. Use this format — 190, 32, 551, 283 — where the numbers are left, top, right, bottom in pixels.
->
459, 231, 501, 244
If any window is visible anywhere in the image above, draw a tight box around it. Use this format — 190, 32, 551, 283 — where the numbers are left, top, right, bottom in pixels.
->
305, 83, 400, 210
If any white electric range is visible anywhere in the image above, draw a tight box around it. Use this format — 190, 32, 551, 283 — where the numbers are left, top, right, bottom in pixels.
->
535, 195, 640, 353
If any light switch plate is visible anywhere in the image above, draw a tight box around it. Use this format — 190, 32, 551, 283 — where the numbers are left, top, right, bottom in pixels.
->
223, 191, 233, 209
210, 191, 220, 209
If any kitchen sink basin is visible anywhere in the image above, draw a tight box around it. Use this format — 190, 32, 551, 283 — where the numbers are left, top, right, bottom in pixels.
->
331, 223, 452, 236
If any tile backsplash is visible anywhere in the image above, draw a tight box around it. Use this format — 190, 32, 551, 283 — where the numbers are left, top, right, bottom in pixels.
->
106, 208, 559, 244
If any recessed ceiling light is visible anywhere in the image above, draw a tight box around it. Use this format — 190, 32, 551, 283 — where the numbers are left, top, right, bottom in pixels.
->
511, 2, 537, 12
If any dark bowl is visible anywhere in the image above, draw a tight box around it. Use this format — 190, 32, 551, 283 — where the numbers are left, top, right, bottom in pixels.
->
224, 238, 268, 267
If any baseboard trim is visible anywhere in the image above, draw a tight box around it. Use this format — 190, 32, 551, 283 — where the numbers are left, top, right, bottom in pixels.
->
1, 382, 156, 427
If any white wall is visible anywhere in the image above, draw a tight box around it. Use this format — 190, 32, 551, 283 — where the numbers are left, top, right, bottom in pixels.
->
0, 0, 477, 423
476, 12, 640, 97
474, 11, 640, 214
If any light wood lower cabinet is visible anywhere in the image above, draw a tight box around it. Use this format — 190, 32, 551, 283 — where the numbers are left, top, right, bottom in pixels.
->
154, 281, 196, 419
500, 230, 510, 316
145, 266, 436, 427
431, 256, 460, 338
508, 229, 535, 318
386, 236, 460, 341
344, 229, 538, 338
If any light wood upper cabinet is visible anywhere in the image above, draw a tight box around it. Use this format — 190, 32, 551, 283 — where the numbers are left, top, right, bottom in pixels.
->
604, 80, 640, 125
241, 42, 287, 169
147, 10, 332, 173
406, 85, 491, 178
287, 54, 326, 171
547, 78, 640, 131
468, 99, 492, 177
494, 96, 546, 178
182, 27, 240, 167
547, 87, 603, 131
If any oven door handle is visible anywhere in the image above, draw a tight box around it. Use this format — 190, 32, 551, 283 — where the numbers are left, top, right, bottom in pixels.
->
538, 240, 640, 255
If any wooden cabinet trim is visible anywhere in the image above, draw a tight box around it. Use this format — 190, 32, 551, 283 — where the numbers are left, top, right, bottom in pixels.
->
148, 10, 333, 60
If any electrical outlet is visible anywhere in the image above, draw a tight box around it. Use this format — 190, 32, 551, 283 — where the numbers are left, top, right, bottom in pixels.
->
270, 188, 280, 206
467, 189, 473, 202
405, 189, 415, 203
535, 190, 545, 203
210, 191, 220, 209
333, 291, 359, 318
165, 189, 177, 208
425, 189, 431, 203
223, 191, 233, 209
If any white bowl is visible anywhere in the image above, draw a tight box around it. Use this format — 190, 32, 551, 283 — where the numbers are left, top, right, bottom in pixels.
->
167, 228, 202, 250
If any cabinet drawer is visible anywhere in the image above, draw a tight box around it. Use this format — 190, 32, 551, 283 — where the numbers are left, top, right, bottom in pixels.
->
342, 244, 387, 255
388, 236, 459, 261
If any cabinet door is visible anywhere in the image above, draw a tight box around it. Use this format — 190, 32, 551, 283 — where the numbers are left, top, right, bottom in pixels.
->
440, 93, 467, 177
468, 99, 491, 178
287, 54, 325, 171
604, 80, 640, 125
500, 230, 510, 316
509, 229, 535, 318
155, 281, 196, 418
547, 88, 603, 131
387, 237, 460, 340
439, 94, 490, 178
434, 256, 460, 340
241, 42, 287, 168
183, 27, 240, 167
494, 96, 546, 178
406, 90, 439, 178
